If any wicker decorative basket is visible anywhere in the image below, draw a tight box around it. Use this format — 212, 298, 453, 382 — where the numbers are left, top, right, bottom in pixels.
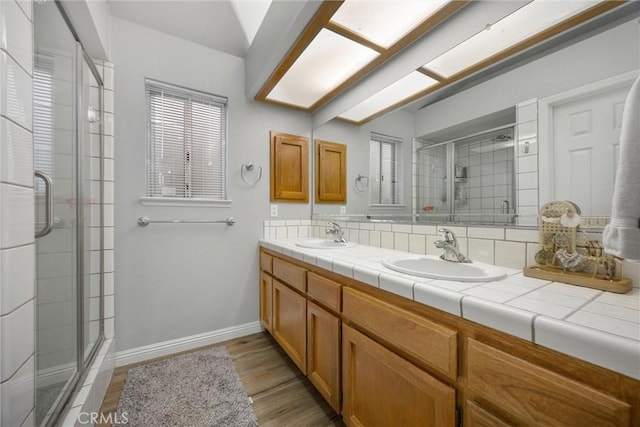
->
523, 200, 632, 293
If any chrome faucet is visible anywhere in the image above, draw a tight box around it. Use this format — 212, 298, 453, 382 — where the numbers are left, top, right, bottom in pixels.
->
325, 222, 347, 243
501, 200, 510, 214
434, 228, 471, 263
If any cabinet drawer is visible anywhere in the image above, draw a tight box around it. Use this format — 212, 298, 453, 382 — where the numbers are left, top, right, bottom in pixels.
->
342, 287, 457, 380
307, 272, 341, 313
466, 338, 631, 426
273, 258, 306, 292
260, 252, 273, 273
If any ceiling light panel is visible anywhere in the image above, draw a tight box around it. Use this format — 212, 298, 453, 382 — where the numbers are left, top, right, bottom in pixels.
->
330, 0, 449, 49
338, 71, 438, 122
424, 0, 603, 78
266, 29, 379, 108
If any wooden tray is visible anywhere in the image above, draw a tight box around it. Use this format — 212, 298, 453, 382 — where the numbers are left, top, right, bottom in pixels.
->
523, 265, 632, 294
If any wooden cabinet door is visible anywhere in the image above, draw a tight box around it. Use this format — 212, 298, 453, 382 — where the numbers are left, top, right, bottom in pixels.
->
270, 131, 309, 202
342, 325, 456, 427
272, 279, 307, 373
467, 338, 631, 426
260, 272, 273, 332
315, 139, 346, 203
307, 301, 341, 412
465, 401, 511, 427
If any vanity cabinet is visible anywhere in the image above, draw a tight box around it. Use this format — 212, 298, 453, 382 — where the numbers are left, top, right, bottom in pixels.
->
307, 301, 341, 412
259, 248, 640, 427
259, 272, 273, 332
465, 338, 631, 426
272, 279, 307, 373
342, 324, 456, 427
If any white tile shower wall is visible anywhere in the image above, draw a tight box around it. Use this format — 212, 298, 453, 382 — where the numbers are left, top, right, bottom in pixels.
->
516, 99, 539, 226
0, 2, 35, 425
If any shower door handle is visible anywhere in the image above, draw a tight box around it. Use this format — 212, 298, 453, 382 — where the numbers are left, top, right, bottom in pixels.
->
35, 170, 54, 238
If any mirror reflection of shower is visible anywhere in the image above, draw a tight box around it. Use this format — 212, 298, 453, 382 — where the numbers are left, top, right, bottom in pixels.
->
414, 126, 516, 225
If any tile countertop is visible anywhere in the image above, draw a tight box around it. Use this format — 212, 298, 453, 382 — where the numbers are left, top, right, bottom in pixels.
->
259, 238, 640, 381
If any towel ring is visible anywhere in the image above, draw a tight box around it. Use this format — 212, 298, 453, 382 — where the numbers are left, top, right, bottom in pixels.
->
241, 162, 263, 186
355, 174, 369, 193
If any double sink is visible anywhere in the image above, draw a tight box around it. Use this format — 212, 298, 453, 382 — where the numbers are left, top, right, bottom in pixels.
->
295, 238, 506, 282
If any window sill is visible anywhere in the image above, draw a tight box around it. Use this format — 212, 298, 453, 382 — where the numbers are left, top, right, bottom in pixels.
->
140, 197, 232, 207
369, 204, 406, 209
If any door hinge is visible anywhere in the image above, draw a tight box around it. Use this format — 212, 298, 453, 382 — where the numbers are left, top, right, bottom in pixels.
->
455, 406, 462, 427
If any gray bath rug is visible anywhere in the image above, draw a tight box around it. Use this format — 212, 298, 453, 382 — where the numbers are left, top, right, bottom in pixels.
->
115, 346, 258, 426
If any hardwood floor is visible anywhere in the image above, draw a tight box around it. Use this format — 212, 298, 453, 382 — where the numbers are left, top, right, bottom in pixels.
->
98, 332, 345, 426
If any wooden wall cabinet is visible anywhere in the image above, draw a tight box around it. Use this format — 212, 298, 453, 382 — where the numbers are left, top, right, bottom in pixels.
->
342, 325, 456, 427
270, 131, 309, 202
315, 139, 346, 204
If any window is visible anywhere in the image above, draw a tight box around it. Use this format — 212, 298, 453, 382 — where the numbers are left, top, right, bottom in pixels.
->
145, 79, 228, 204
370, 133, 400, 205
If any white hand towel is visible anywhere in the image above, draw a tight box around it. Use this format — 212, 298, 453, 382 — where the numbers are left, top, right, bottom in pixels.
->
603, 76, 640, 261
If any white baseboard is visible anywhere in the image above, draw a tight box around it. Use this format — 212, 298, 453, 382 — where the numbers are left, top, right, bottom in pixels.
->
114, 321, 262, 367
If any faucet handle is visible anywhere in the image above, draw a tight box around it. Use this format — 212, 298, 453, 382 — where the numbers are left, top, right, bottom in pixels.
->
438, 228, 457, 245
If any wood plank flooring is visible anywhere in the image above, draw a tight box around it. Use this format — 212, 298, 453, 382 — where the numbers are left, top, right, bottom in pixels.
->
98, 332, 345, 426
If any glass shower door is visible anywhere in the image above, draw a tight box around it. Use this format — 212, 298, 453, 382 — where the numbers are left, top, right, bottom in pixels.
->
81, 56, 103, 362
33, 1, 80, 424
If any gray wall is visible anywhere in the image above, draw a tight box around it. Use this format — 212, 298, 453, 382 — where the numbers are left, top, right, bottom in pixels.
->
112, 17, 312, 352
415, 20, 639, 137
312, 109, 414, 215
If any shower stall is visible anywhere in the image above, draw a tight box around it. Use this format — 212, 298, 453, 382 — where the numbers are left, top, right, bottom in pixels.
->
414, 126, 516, 225
33, 2, 105, 425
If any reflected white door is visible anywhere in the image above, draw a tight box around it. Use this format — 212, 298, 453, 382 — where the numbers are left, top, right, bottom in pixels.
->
552, 85, 630, 215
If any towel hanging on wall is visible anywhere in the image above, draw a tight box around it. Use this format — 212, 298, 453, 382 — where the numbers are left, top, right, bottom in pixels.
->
603, 76, 640, 261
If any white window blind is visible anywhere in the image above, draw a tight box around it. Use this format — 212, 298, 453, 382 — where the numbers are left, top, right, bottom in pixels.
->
370, 133, 400, 205
146, 79, 227, 200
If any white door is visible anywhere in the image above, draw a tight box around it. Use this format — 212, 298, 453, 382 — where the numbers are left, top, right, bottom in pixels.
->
552, 85, 630, 215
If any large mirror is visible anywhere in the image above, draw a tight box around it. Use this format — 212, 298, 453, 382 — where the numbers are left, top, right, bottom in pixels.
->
311, 14, 639, 227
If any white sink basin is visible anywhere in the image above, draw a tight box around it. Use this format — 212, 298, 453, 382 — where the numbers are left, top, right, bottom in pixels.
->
295, 239, 356, 249
382, 255, 506, 282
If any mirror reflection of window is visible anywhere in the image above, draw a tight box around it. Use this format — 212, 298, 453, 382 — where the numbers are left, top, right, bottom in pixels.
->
370, 133, 400, 205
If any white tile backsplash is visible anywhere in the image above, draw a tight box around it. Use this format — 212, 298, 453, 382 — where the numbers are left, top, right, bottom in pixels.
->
467, 238, 494, 264
494, 240, 526, 269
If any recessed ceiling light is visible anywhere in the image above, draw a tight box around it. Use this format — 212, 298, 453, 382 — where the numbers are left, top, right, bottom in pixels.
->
338, 71, 438, 122
266, 28, 379, 108
424, 0, 604, 78
330, 0, 449, 49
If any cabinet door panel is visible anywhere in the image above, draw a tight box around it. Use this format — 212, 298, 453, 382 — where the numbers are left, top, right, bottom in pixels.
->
307, 301, 341, 412
465, 401, 511, 427
270, 131, 309, 202
307, 272, 341, 313
260, 272, 273, 332
343, 287, 457, 380
342, 325, 456, 427
315, 139, 346, 203
273, 279, 307, 373
273, 258, 306, 292
467, 338, 630, 426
